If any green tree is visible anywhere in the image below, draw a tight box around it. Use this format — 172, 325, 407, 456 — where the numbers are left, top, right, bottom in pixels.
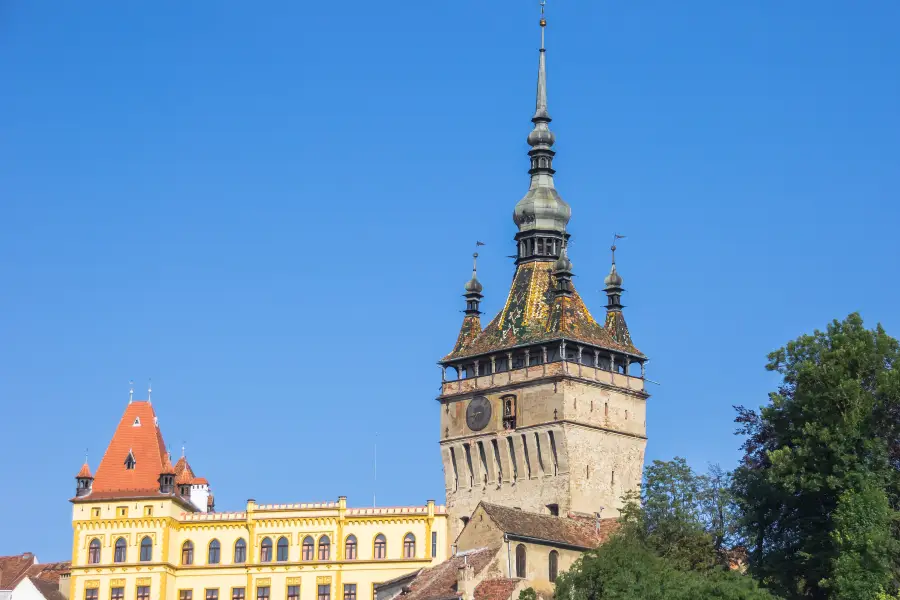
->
732, 313, 900, 600
553, 535, 778, 600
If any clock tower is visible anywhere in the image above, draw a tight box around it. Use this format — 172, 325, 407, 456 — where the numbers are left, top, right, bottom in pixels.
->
438, 10, 649, 542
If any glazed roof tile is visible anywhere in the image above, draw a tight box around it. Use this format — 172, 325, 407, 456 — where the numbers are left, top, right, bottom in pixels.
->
443, 261, 641, 362
91, 402, 168, 495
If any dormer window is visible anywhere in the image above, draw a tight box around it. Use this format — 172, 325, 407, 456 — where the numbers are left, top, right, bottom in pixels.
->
125, 451, 136, 470
133, 417, 141, 427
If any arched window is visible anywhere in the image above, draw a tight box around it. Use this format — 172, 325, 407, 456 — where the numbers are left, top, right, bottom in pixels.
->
260, 537, 272, 563
548, 550, 559, 582
139, 536, 152, 562
208, 539, 221, 565
515, 544, 526, 578
182, 541, 194, 565
318, 536, 330, 561
373, 534, 386, 560
234, 538, 247, 564
302, 536, 314, 561
344, 535, 357, 560
403, 534, 416, 559
114, 537, 127, 563
88, 539, 101, 564
276, 537, 289, 562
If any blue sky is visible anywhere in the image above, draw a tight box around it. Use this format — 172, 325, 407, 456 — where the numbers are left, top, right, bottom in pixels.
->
2, 0, 898, 560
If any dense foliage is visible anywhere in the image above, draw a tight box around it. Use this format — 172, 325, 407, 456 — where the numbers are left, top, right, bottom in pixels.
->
732, 313, 900, 600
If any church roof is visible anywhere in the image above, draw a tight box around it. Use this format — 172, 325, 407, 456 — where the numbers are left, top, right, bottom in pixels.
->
478, 502, 617, 549
91, 402, 168, 495
443, 261, 642, 362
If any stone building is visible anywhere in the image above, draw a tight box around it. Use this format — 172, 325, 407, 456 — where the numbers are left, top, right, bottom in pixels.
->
68, 401, 449, 600
438, 6, 648, 544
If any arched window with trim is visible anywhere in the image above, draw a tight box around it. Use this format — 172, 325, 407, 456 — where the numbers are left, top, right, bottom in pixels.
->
208, 539, 221, 564
344, 535, 357, 560
318, 536, 330, 560
139, 536, 152, 562
182, 541, 194, 565
403, 533, 416, 559
548, 550, 559, 582
302, 536, 314, 561
276, 537, 289, 562
234, 538, 247, 563
114, 537, 127, 563
260, 537, 272, 563
88, 539, 101, 564
373, 534, 386, 559
515, 544, 526, 578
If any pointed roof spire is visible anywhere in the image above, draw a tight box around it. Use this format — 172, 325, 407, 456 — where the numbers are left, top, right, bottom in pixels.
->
128, 381, 134, 404
513, 1, 571, 242
464, 251, 484, 314
552, 237, 574, 297
604, 235, 626, 311
76, 462, 93, 480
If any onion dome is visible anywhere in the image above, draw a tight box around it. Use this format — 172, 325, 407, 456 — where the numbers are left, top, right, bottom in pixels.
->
513, 11, 571, 237
604, 263, 623, 288
463, 253, 484, 315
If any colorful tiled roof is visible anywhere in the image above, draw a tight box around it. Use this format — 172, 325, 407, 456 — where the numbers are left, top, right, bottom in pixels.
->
480, 503, 616, 549
443, 261, 641, 362
91, 402, 168, 495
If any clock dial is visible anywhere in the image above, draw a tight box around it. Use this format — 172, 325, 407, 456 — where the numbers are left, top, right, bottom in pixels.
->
466, 396, 492, 431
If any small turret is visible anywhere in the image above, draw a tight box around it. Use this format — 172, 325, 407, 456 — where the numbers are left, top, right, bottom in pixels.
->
604, 247, 624, 312
176, 467, 192, 497
158, 454, 176, 494
207, 491, 215, 513
464, 253, 484, 315
75, 462, 93, 498
552, 241, 574, 297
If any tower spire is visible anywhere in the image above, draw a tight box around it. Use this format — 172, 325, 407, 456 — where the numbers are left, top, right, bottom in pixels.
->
513, 1, 571, 262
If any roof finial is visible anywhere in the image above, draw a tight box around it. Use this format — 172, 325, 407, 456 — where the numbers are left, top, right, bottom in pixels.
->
463, 244, 485, 315
605, 234, 626, 311
181, 442, 186, 458
611, 233, 626, 265
147, 378, 152, 403
128, 380, 134, 404
84, 448, 89, 464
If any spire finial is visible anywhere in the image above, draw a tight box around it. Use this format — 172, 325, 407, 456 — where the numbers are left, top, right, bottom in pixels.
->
463, 243, 485, 315
611, 234, 625, 265
540, 0, 547, 48
128, 380, 134, 404
147, 378, 152, 403
605, 234, 626, 311
84, 448, 89, 464
181, 442, 186, 458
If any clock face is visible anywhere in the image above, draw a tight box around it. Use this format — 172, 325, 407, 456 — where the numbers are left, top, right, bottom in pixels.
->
466, 396, 492, 431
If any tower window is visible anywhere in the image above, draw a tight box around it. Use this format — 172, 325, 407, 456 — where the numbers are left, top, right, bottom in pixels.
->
515, 544, 527, 578
549, 550, 559, 582
502, 395, 517, 430
125, 451, 136, 470
133, 417, 141, 427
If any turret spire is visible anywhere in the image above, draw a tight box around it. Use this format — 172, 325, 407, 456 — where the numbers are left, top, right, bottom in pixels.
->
604, 235, 626, 311
464, 252, 484, 315
513, 1, 571, 262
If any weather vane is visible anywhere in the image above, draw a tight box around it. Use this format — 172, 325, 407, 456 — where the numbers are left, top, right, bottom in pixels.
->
611, 233, 626, 264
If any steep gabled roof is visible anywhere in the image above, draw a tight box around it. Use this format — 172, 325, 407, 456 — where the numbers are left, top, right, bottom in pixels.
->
0, 553, 36, 590
479, 503, 615, 549
443, 261, 642, 362
28, 577, 67, 600
91, 402, 168, 495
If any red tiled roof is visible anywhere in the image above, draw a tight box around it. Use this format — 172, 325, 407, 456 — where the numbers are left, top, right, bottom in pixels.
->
174, 456, 194, 480
175, 469, 193, 485
398, 547, 495, 600
0, 553, 36, 589
91, 402, 168, 495
474, 579, 520, 600
75, 463, 92, 479
161, 453, 176, 475
25, 562, 70, 584
480, 503, 614, 549
192, 477, 208, 485
29, 577, 67, 600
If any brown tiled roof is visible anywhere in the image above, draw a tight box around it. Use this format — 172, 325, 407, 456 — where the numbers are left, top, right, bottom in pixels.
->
480, 503, 613, 549
0, 553, 36, 589
75, 463, 92, 479
174, 456, 194, 480
25, 562, 70, 584
91, 402, 168, 495
443, 261, 641, 362
29, 577, 67, 600
398, 547, 495, 600
474, 579, 520, 600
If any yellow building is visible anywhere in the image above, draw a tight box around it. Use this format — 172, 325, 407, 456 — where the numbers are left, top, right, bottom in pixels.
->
70, 401, 448, 600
